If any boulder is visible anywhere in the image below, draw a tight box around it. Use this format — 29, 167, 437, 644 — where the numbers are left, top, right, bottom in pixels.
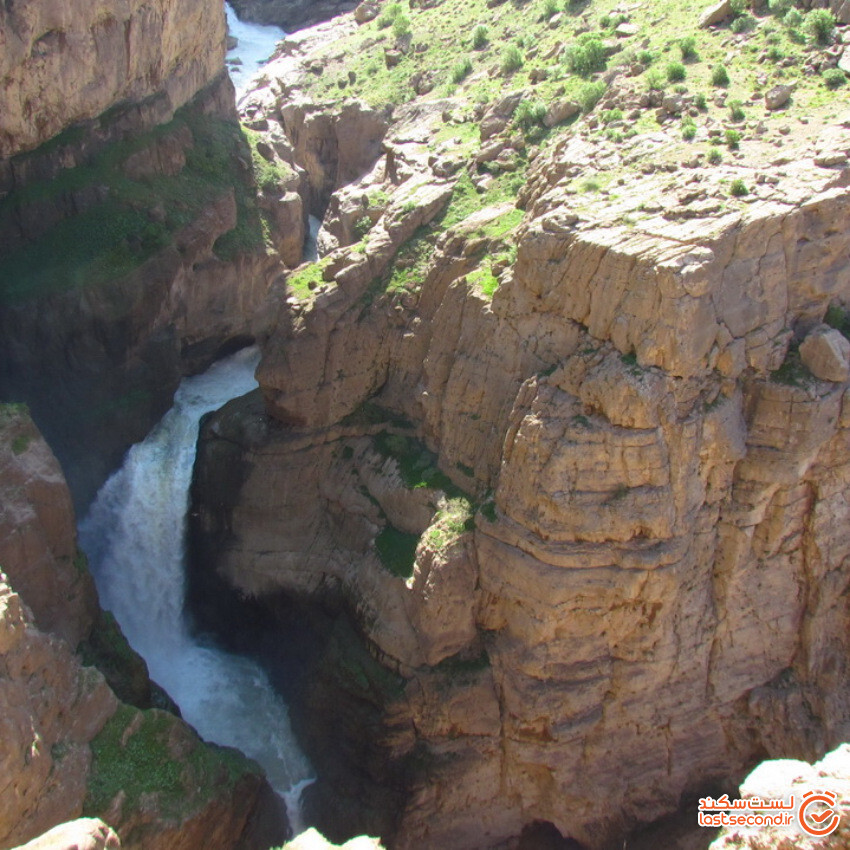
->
832, 0, 850, 24
764, 84, 792, 110
799, 326, 850, 382
12, 819, 120, 850
699, 0, 733, 26
354, 0, 379, 23
479, 91, 526, 140
543, 99, 580, 127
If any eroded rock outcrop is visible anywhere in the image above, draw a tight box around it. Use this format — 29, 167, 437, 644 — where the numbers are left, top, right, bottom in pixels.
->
0, 73, 282, 511
189, 5, 850, 849
0, 0, 226, 159
0, 406, 285, 850
194, 162, 850, 850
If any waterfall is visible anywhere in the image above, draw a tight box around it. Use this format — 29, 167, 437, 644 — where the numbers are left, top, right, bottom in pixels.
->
225, 3, 286, 99
79, 346, 314, 828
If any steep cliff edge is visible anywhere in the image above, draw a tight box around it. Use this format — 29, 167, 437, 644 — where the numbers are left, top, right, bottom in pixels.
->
0, 404, 286, 850
189, 1, 850, 847
0, 0, 226, 160
0, 0, 297, 510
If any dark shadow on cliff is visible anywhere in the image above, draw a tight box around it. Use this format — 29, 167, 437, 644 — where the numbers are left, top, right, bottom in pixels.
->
0, 76, 273, 514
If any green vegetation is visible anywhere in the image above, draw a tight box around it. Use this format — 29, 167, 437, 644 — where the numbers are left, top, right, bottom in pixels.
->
377, 2, 403, 28
385, 224, 435, 293
579, 80, 607, 112
731, 13, 756, 33
480, 499, 497, 522
376, 525, 419, 577
452, 57, 473, 83
804, 8, 835, 44
645, 68, 666, 91
85, 704, 253, 819
725, 128, 742, 149
825, 303, 850, 340
472, 24, 489, 49
770, 347, 811, 387
729, 178, 749, 196
288, 0, 850, 177
78, 609, 151, 706
373, 431, 454, 491
393, 14, 412, 39
681, 117, 697, 141
0, 97, 269, 304
11, 434, 30, 454
679, 36, 698, 60
711, 64, 730, 86
73, 549, 89, 576
707, 146, 723, 164
823, 68, 847, 89
432, 648, 491, 675
424, 496, 475, 550
467, 265, 500, 297
501, 45, 524, 75
541, 0, 559, 19
768, 0, 794, 15
565, 35, 607, 77
287, 255, 332, 299
514, 99, 547, 139
666, 61, 686, 82
244, 128, 293, 192
728, 99, 746, 121
784, 8, 804, 30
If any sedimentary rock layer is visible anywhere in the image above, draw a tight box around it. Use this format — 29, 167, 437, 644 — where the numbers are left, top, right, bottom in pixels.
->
0, 0, 226, 158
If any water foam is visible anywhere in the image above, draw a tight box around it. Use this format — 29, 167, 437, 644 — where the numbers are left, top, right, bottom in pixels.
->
79, 346, 314, 821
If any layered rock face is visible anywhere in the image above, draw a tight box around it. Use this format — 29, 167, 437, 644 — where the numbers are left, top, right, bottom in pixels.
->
191, 61, 850, 849
0, 0, 226, 159
0, 405, 284, 850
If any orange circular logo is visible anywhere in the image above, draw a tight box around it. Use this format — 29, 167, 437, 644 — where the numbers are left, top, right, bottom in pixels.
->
798, 790, 841, 837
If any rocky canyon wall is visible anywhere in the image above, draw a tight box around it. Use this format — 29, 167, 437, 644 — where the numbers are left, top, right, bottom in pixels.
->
0, 0, 226, 160
0, 405, 284, 850
189, 17, 850, 845
0, 0, 295, 510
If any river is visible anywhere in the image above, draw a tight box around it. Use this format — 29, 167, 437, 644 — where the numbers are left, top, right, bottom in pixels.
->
226, 3, 286, 99
78, 347, 315, 829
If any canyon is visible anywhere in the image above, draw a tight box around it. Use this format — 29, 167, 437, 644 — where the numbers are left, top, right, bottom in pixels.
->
2, 0, 850, 848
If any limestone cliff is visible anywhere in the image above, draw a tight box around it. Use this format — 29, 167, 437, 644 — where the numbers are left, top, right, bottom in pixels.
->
0, 0, 226, 159
189, 3, 850, 846
0, 0, 292, 510
0, 405, 285, 850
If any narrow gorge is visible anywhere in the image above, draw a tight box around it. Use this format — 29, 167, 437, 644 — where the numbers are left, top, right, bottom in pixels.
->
2, 0, 850, 848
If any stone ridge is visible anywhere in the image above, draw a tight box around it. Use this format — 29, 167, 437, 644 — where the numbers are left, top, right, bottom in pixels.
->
0, 0, 226, 159
187, 1, 850, 846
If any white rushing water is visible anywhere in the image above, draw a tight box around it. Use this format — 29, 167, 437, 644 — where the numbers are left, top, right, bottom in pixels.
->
79, 347, 314, 826
225, 3, 286, 98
